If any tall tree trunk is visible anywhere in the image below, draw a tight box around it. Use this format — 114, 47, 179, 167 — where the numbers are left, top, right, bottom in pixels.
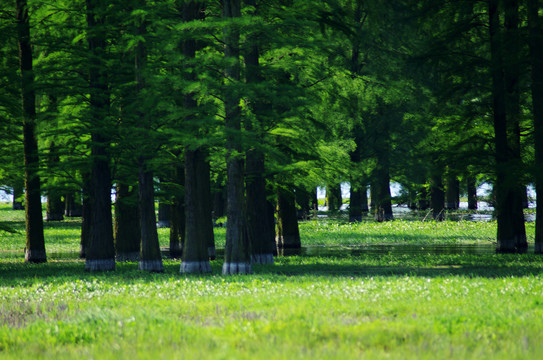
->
179, 2, 214, 273
80, 174, 91, 258
16, 0, 46, 263
114, 182, 140, 261
430, 173, 445, 221
182, 149, 213, 273
64, 190, 82, 217
134, 1, 163, 272
371, 168, 393, 222
46, 143, 64, 221
528, 0, 543, 253
488, 0, 527, 253
243, 1, 275, 264
445, 170, 460, 210
310, 187, 319, 212
158, 199, 170, 228
169, 163, 185, 258
12, 182, 24, 210
276, 189, 301, 249
85, 0, 115, 271
138, 159, 163, 272
223, 0, 251, 274
467, 175, 478, 210
246, 150, 275, 264
326, 183, 342, 212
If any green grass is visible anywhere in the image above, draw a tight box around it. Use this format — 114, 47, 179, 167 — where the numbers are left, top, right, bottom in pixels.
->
1, 202, 543, 359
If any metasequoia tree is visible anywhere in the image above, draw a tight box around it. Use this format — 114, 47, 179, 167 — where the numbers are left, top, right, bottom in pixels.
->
488, 0, 527, 253
84, 0, 115, 271
179, 1, 214, 274
16, 0, 46, 263
222, 0, 251, 274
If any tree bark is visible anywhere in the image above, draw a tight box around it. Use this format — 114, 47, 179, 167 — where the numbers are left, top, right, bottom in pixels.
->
114, 182, 140, 261
467, 176, 478, 210
179, 2, 214, 273
12, 182, 24, 210
134, 1, 163, 272
169, 163, 185, 259
45, 143, 64, 221
138, 159, 163, 272
246, 150, 275, 264
182, 149, 213, 273
223, 0, 251, 274
80, 174, 91, 258
488, 0, 527, 253
276, 189, 301, 249
430, 173, 445, 221
445, 171, 460, 210
85, 0, 115, 271
16, 0, 46, 263
371, 169, 393, 222
528, 0, 543, 253
326, 183, 342, 212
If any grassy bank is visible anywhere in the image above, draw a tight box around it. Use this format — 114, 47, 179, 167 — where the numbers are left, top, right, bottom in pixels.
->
1, 203, 542, 359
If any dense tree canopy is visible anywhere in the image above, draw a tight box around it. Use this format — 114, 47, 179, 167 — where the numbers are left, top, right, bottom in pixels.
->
1, 0, 543, 272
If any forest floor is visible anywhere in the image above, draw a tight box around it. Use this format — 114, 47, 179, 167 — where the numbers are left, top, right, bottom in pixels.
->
1, 203, 542, 359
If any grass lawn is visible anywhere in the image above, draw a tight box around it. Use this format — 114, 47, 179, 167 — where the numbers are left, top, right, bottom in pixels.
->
1, 203, 542, 359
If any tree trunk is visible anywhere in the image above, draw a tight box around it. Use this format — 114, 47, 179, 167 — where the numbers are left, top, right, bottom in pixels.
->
169, 163, 185, 259
80, 174, 91, 258
246, 150, 275, 264
12, 182, 24, 210
138, 159, 163, 272
326, 183, 342, 212
445, 171, 460, 210
371, 170, 393, 222
114, 182, 140, 261
528, 0, 543, 253
310, 187, 319, 212
467, 176, 478, 210
276, 189, 301, 249
64, 190, 82, 217
158, 200, 170, 228
85, 0, 115, 271
181, 149, 213, 273
222, 0, 251, 274
16, 0, 46, 263
430, 173, 445, 221
134, 2, 163, 272
488, 0, 527, 253
45, 143, 64, 222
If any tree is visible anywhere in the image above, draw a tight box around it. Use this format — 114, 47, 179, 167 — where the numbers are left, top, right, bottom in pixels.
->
178, 1, 214, 274
222, 0, 251, 274
527, 0, 543, 253
16, 0, 46, 263
84, 0, 116, 271
488, 0, 527, 253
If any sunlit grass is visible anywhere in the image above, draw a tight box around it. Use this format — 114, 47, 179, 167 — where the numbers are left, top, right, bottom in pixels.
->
1, 202, 543, 359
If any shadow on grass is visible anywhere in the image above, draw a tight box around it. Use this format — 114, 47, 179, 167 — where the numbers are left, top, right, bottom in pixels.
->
0, 251, 542, 287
